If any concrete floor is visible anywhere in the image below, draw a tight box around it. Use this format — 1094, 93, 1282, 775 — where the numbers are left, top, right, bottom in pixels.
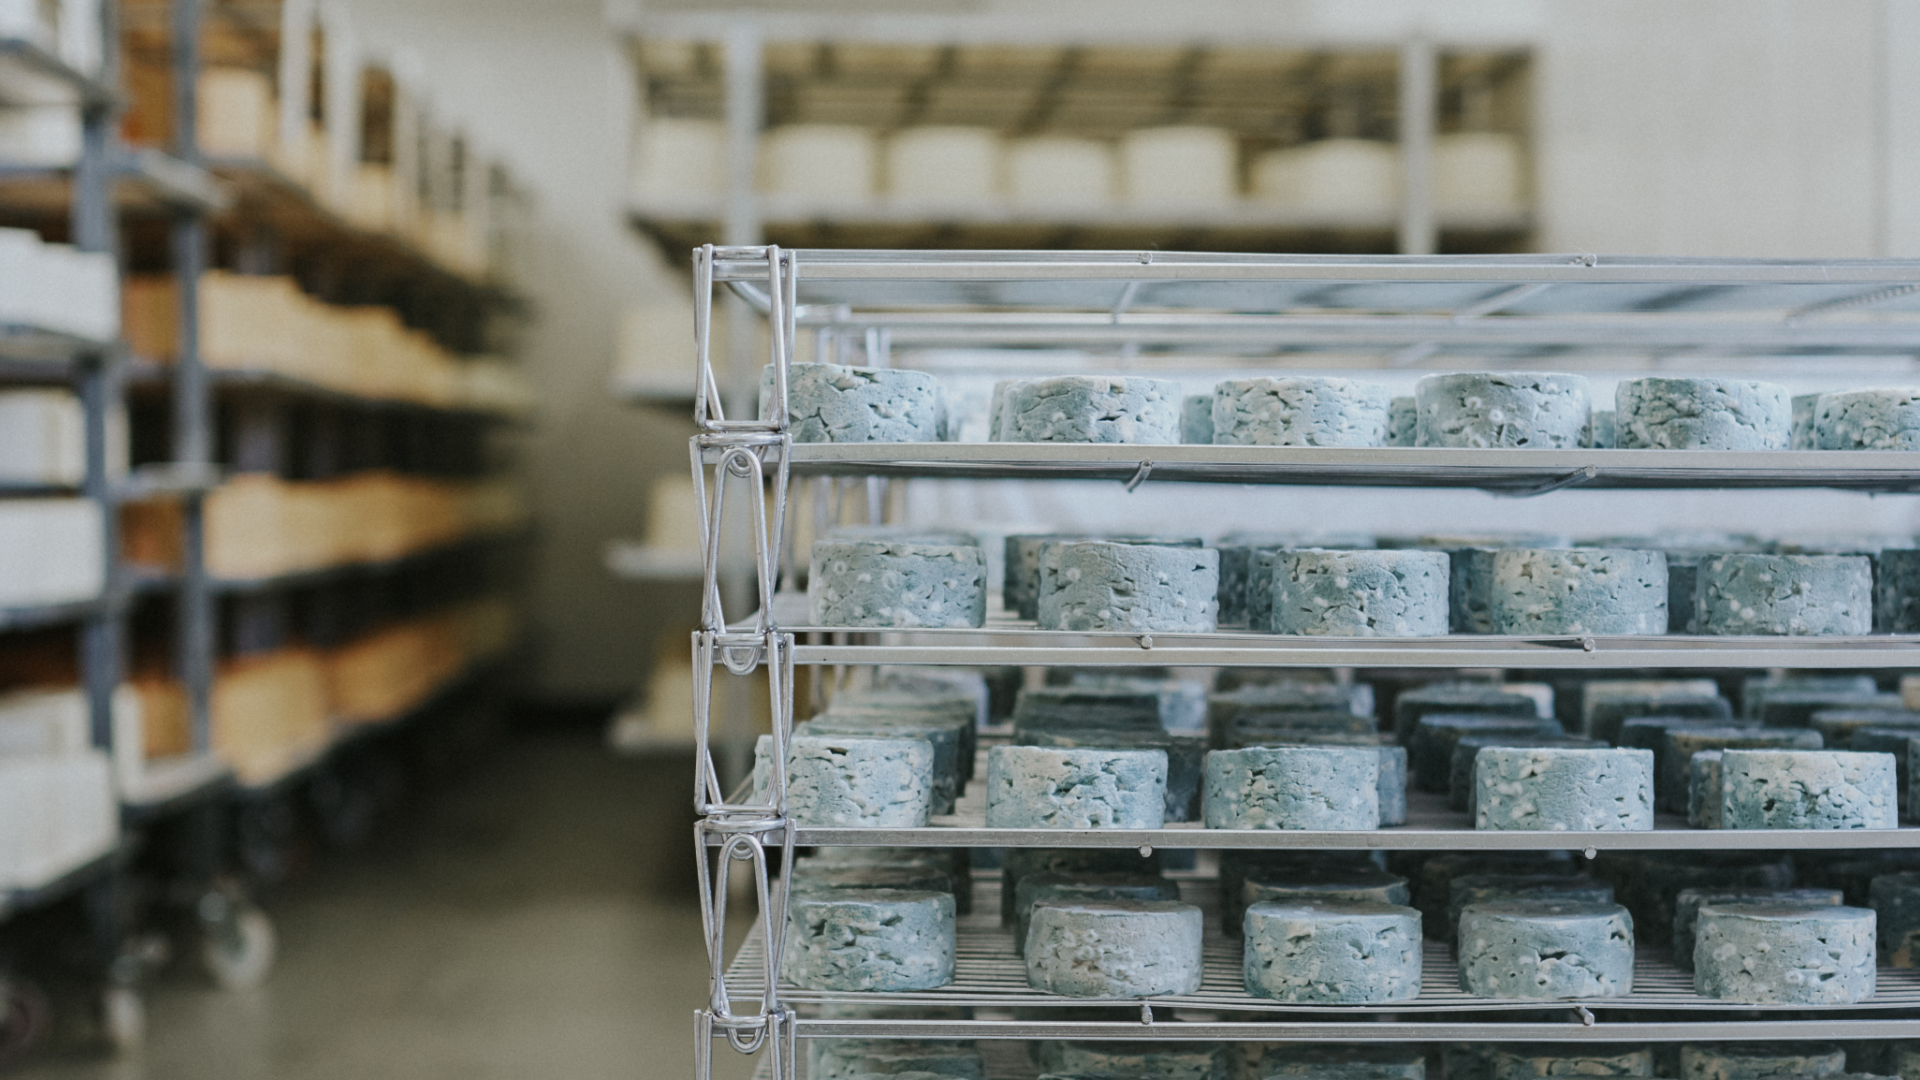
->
13, 731, 759, 1080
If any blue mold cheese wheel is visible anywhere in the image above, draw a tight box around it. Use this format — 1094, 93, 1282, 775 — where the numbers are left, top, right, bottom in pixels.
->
1791, 392, 1823, 449
1242, 900, 1423, 1003
763, 361, 949, 443
1414, 372, 1592, 448
1692, 901, 1876, 1004
1210, 376, 1392, 447
1613, 377, 1791, 450
983, 745, 1168, 829
1484, 1045, 1654, 1080
1256, 1044, 1426, 1080
752, 734, 934, 827
1035, 540, 1219, 633
1024, 899, 1204, 998
1869, 870, 1920, 966
1456, 900, 1634, 999
1267, 549, 1451, 637
1012, 872, 1182, 955
1670, 887, 1844, 971
810, 1040, 985, 1080
996, 375, 1182, 443
1202, 746, 1380, 830
808, 540, 987, 628
1693, 554, 1872, 636
1473, 747, 1654, 831
1234, 868, 1411, 939
1488, 549, 1668, 635
782, 889, 956, 992
1389, 395, 1417, 446
1181, 392, 1215, 444
1676, 1043, 1847, 1080
1812, 388, 1920, 449
1659, 726, 1822, 815
1032, 1041, 1225, 1080
1717, 749, 1897, 830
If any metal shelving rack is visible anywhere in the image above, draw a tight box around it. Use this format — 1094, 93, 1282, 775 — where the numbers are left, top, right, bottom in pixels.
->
686, 245, 1920, 1079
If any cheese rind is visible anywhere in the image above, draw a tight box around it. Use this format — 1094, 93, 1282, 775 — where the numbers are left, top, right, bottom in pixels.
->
1694, 554, 1872, 636
1181, 393, 1215, 444
1717, 749, 1898, 830
1036, 540, 1219, 633
809, 540, 987, 629
1415, 372, 1591, 449
1456, 900, 1635, 999
1791, 393, 1823, 450
1660, 727, 1822, 814
1211, 376, 1392, 447
1614, 377, 1792, 450
1389, 396, 1417, 446
1485, 1045, 1653, 1080
1590, 409, 1617, 448
1242, 900, 1423, 1003
1267, 549, 1450, 636
752, 734, 934, 827
1692, 902, 1876, 1003
1875, 548, 1920, 632
1489, 548, 1668, 636
997, 376, 1182, 444
782, 889, 956, 991
984, 745, 1168, 829
1024, 899, 1204, 997
1473, 747, 1655, 832
810, 1041, 985, 1080
1016, 728, 1204, 822
1203, 746, 1380, 830
1032, 1041, 1223, 1080
1812, 388, 1920, 450
1005, 533, 1201, 621
1237, 868, 1412, 940
1671, 887, 1844, 971
1013, 872, 1182, 954
1869, 869, 1920, 966
1676, 1043, 1846, 1080
1445, 873, 1615, 946
761, 362, 949, 443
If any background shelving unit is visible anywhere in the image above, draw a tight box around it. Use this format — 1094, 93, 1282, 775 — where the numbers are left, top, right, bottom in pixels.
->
0, 0, 535, 1055
685, 246, 1920, 1079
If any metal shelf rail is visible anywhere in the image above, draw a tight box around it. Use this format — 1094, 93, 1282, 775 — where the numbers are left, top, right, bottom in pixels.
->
683, 245, 1920, 1078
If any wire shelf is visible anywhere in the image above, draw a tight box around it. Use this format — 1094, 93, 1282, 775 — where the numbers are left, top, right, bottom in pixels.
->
725, 878, 1920, 1021
740, 444, 1920, 493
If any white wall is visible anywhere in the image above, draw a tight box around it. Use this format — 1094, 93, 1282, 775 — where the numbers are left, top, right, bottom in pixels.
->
1535, 0, 1891, 257
343, 0, 692, 700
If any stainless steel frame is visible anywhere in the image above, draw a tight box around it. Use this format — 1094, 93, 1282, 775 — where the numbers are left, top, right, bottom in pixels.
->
683, 244, 1920, 1078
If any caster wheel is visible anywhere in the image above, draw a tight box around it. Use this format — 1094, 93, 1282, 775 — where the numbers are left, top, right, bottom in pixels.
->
101, 984, 143, 1054
201, 906, 276, 992
0, 979, 49, 1065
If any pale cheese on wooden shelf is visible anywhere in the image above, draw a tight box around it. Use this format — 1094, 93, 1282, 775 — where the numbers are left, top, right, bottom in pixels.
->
885, 126, 1000, 204
1250, 138, 1401, 216
197, 67, 276, 158
630, 117, 726, 205
0, 497, 102, 607
210, 649, 332, 785
1435, 132, 1528, 215
758, 124, 877, 202
0, 104, 81, 166
1120, 126, 1237, 209
1005, 136, 1116, 207
0, 389, 86, 486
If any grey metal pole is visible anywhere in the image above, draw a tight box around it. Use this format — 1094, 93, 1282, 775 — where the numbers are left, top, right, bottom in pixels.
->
1398, 37, 1437, 257
172, 0, 214, 752
75, 0, 121, 752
